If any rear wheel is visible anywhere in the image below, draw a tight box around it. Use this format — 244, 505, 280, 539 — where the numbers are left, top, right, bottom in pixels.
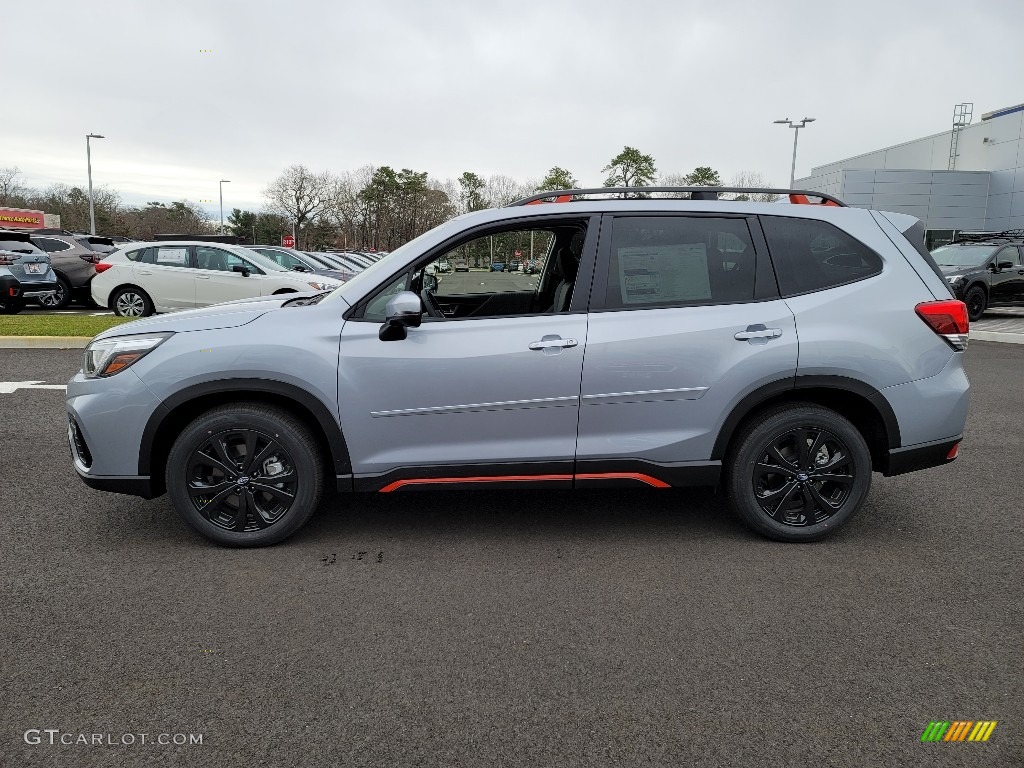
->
111, 286, 154, 317
964, 285, 986, 321
37, 275, 72, 309
725, 403, 872, 542
0, 297, 26, 314
165, 404, 324, 547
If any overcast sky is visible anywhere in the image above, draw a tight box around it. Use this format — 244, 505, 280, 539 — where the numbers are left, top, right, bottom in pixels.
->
6, 0, 1024, 217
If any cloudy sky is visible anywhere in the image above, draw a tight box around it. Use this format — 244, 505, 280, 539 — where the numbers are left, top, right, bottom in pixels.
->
7, 0, 1024, 217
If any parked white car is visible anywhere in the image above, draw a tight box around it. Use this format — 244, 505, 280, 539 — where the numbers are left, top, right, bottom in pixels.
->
92, 241, 342, 316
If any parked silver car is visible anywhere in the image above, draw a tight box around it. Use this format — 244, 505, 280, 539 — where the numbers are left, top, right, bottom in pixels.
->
66, 188, 970, 547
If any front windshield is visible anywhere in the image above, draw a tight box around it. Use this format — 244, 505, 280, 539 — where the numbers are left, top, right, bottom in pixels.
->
931, 244, 996, 267
320, 227, 444, 305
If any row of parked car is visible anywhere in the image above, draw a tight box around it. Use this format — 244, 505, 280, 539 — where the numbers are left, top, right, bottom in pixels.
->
0, 230, 386, 315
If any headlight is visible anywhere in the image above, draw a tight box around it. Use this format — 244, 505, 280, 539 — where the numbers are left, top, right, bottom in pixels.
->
306, 281, 334, 291
83, 333, 172, 378
946, 275, 964, 286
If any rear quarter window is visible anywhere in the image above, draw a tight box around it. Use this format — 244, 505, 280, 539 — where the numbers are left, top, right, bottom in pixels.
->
760, 216, 883, 296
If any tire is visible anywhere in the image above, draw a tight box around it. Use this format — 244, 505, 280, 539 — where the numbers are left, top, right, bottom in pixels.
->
165, 404, 324, 547
724, 403, 872, 542
964, 285, 986, 322
111, 286, 154, 317
0, 297, 26, 314
36, 275, 72, 309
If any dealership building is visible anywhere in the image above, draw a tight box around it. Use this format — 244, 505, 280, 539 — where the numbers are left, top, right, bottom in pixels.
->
796, 102, 1024, 248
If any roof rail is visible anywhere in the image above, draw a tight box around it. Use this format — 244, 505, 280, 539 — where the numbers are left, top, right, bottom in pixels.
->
510, 186, 846, 207
953, 229, 1024, 244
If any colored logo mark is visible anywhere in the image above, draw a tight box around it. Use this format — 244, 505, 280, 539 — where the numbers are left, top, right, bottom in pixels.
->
921, 721, 997, 742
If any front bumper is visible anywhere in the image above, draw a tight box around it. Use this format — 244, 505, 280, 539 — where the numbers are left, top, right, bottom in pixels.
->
66, 367, 166, 498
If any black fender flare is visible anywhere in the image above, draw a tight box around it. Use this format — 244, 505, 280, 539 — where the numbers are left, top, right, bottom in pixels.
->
710, 375, 901, 460
138, 378, 352, 478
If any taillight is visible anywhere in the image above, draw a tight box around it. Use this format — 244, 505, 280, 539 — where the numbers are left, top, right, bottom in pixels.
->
94, 262, 113, 273
916, 299, 969, 350
79, 253, 101, 264
0, 253, 15, 265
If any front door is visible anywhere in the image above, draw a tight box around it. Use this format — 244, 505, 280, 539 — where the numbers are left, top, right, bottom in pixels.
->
990, 245, 1024, 302
337, 216, 596, 490
194, 246, 265, 306
575, 213, 798, 486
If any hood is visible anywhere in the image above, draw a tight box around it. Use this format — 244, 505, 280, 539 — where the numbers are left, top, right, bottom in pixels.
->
93, 294, 301, 340
939, 264, 983, 277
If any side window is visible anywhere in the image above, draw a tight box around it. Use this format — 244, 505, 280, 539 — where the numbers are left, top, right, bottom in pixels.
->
604, 216, 756, 309
150, 246, 191, 268
363, 274, 409, 322
998, 246, 1021, 266
35, 238, 72, 253
195, 246, 259, 273
125, 247, 149, 262
761, 216, 883, 296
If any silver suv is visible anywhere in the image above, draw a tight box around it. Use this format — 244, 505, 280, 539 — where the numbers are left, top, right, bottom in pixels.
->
66, 188, 971, 547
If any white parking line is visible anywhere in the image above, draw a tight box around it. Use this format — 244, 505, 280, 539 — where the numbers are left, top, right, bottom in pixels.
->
0, 381, 67, 394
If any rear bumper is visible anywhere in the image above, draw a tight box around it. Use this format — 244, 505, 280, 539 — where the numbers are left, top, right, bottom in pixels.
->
0, 274, 57, 297
882, 435, 962, 477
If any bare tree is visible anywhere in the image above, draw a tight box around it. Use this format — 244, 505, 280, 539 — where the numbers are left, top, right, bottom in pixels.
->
485, 175, 535, 207
728, 171, 780, 202
263, 165, 335, 248
0, 166, 28, 206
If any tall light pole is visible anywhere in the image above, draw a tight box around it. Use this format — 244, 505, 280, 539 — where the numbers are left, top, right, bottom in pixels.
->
774, 118, 815, 187
86, 133, 105, 235
219, 179, 231, 234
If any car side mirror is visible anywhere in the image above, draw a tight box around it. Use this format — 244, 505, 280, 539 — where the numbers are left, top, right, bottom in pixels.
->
996, 260, 1014, 271
290, 265, 308, 272
423, 273, 439, 293
379, 291, 423, 341
232, 264, 251, 277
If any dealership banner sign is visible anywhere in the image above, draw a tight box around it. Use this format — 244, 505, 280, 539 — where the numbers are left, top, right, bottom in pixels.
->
0, 207, 46, 229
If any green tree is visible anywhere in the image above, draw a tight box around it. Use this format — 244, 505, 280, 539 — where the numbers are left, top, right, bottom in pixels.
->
536, 166, 579, 192
602, 147, 657, 194
458, 171, 488, 212
684, 166, 723, 186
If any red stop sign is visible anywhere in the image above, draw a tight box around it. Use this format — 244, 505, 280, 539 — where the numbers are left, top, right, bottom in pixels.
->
282, 234, 295, 248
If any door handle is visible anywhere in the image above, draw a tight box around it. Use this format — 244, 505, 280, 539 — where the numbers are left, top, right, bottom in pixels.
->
529, 337, 578, 350
734, 325, 782, 341
138, 270, 153, 275
196, 275, 211, 279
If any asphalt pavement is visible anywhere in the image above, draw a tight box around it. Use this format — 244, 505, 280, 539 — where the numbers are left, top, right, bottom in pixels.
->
2, 344, 1021, 767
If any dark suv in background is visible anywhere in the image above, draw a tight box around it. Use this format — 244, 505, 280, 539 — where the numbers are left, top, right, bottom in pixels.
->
932, 230, 1024, 321
0, 231, 58, 313
31, 232, 118, 308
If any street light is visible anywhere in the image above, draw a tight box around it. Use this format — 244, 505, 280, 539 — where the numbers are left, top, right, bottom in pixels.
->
774, 117, 816, 188
219, 179, 231, 234
86, 133, 105, 235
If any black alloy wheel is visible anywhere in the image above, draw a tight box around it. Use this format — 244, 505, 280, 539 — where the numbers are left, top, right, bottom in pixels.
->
751, 427, 854, 527
725, 403, 872, 542
187, 428, 298, 532
166, 404, 324, 547
964, 286, 986, 322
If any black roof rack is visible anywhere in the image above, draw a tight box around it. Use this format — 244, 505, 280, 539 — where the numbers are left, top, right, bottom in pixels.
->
952, 229, 1024, 244
510, 186, 847, 207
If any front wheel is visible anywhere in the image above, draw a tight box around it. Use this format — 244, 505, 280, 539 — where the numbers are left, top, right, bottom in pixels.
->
165, 404, 324, 547
964, 285, 986, 322
725, 403, 872, 542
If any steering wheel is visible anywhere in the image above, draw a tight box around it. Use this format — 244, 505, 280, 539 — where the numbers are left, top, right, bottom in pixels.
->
420, 287, 444, 319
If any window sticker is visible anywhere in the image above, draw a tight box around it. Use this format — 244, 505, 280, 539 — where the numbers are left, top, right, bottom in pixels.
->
157, 247, 189, 265
617, 244, 711, 304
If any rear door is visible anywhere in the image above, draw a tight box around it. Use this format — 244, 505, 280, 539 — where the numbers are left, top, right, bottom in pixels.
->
575, 213, 798, 485
133, 245, 196, 310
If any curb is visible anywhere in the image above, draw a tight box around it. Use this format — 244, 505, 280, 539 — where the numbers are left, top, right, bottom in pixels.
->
970, 330, 1024, 345
0, 336, 93, 349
